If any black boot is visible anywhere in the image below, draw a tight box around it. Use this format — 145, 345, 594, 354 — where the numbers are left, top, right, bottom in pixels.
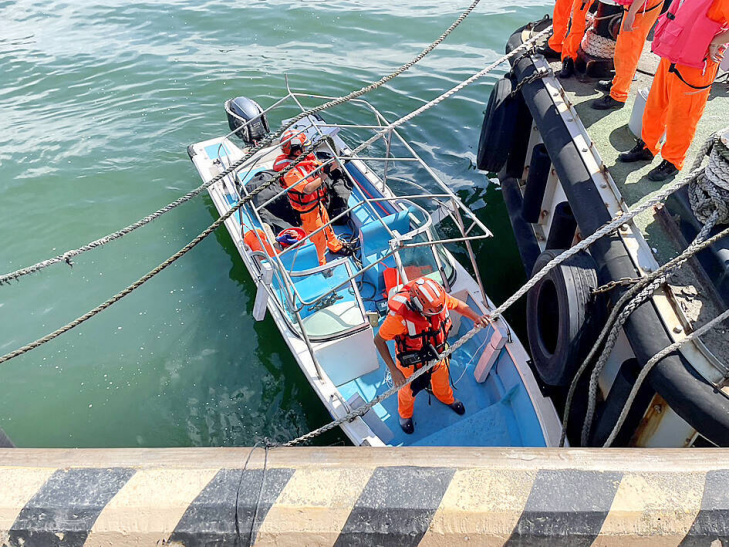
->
537, 43, 561, 60
448, 400, 466, 415
591, 95, 624, 111
559, 57, 575, 79
647, 160, 679, 181
618, 139, 654, 163
595, 79, 613, 92
399, 417, 414, 434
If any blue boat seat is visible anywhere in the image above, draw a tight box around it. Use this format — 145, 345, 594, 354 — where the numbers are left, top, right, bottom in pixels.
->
359, 209, 412, 295
278, 242, 320, 272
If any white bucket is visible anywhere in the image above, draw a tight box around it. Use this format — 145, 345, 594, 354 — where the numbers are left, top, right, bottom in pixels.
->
629, 87, 649, 138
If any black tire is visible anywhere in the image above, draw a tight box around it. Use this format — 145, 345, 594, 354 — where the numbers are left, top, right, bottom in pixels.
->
476, 77, 517, 172
526, 249, 604, 386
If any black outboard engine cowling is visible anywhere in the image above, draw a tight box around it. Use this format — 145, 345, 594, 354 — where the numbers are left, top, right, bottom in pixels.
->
225, 97, 270, 145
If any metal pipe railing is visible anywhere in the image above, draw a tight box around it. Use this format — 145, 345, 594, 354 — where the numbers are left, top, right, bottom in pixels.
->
214, 86, 494, 322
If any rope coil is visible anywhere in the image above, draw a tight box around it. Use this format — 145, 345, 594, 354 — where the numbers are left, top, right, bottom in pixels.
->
689, 137, 729, 225
581, 31, 617, 59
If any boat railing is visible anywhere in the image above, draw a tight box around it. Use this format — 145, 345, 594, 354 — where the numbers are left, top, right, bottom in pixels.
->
263, 195, 491, 312
223, 88, 494, 328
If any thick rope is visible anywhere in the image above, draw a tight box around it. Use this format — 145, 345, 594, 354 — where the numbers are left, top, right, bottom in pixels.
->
582, 31, 617, 59
603, 307, 729, 447
0, 26, 552, 369
285, 128, 717, 447
0, 0, 483, 286
558, 130, 728, 446
688, 138, 729, 224
579, 212, 720, 446
560, 222, 729, 446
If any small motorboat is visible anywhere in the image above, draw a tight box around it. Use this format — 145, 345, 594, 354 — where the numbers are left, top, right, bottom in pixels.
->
188, 90, 561, 446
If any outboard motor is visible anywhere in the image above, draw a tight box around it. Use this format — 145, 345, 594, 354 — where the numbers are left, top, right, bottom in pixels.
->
225, 97, 270, 146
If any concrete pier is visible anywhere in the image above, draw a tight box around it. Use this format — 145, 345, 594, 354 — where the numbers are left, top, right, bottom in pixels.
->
0, 447, 727, 546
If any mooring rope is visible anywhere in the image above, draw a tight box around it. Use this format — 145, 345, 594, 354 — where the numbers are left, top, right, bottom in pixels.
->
557, 130, 729, 447
0, 25, 553, 368
688, 137, 729, 225
283, 158, 709, 446
0, 0, 484, 286
603, 307, 729, 447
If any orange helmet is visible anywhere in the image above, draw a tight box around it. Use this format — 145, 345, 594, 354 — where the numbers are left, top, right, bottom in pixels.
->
409, 278, 447, 316
280, 129, 310, 156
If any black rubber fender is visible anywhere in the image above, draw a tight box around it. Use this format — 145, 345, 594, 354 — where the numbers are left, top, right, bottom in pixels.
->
507, 19, 729, 445
477, 77, 517, 173
526, 249, 604, 387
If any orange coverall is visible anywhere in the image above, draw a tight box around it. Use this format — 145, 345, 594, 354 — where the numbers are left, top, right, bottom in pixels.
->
610, 0, 664, 103
641, 0, 729, 169
378, 294, 460, 419
283, 163, 342, 265
562, 0, 595, 62
549, 0, 574, 53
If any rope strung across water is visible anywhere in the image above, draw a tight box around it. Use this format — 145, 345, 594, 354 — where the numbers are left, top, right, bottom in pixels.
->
0, 179, 267, 365
0, 25, 553, 369
0, 0, 483, 287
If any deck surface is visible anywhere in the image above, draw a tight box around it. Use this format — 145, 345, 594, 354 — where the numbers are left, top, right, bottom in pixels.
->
551, 44, 728, 250
549, 44, 729, 364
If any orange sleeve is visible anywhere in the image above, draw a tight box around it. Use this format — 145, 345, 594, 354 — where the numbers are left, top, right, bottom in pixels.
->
378, 313, 407, 341
445, 295, 462, 311
707, 0, 729, 25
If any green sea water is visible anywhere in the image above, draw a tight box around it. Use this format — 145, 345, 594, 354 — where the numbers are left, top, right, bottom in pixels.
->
0, 0, 551, 447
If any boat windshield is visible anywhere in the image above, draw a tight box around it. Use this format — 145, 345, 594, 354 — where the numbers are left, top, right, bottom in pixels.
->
271, 258, 366, 340
397, 229, 455, 286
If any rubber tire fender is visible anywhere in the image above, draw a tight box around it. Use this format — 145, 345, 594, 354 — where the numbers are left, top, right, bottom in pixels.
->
476, 77, 517, 172
526, 249, 604, 387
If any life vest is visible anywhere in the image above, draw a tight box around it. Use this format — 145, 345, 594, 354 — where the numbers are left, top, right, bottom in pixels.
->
282, 159, 327, 214
272, 152, 316, 173
388, 282, 452, 368
243, 228, 277, 256
652, 0, 727, 69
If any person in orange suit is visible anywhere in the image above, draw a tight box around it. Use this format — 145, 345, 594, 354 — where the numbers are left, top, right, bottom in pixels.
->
559, 0, 595, 78
279, 132, 346, 265
539, 0, 575, 58
619, 0, 729, 181
373, 277, 489, 434
591, 0, 665, 110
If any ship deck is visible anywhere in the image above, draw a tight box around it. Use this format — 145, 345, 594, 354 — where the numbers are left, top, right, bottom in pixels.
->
548, 45, 729, 364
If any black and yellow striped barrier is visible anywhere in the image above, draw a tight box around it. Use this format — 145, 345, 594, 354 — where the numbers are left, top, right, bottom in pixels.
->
0, 448, 727, 546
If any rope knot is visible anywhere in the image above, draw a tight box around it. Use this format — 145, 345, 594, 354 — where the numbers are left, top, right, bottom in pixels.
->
689, 137, 729, 226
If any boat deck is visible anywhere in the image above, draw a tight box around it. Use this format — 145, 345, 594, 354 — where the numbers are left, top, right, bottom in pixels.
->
337, 317, 547, 447
549, 45, 729, 364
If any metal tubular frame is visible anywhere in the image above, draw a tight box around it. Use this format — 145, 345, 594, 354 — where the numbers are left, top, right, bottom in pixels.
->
213, 88, 494, 342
